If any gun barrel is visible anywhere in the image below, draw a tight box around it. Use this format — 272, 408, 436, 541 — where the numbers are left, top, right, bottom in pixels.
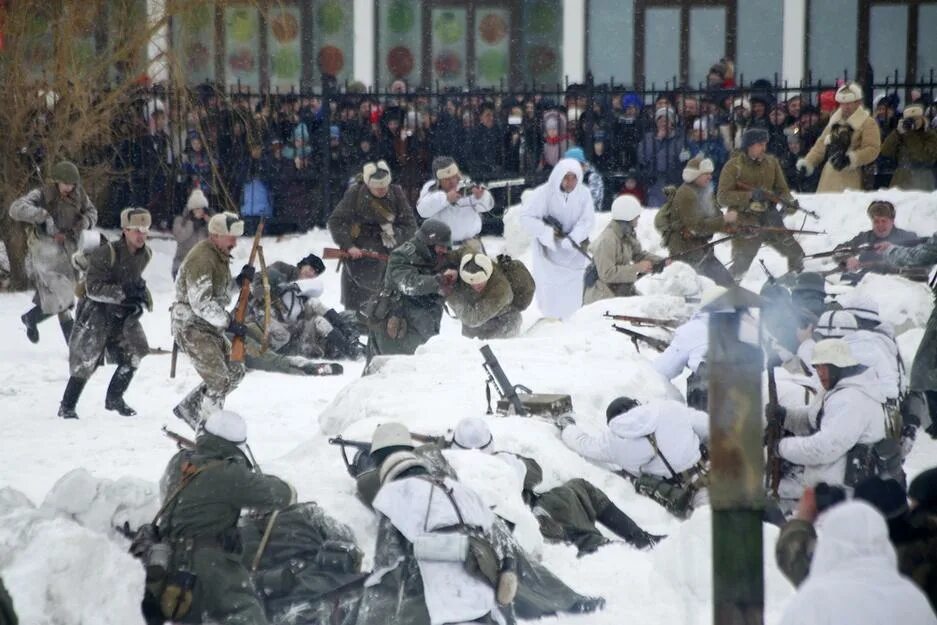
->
479, 344, 528, 416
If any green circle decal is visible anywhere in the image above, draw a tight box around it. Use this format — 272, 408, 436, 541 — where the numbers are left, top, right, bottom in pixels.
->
388, 0, 415, 34
318, 0, 345, 35
272, 49, 301, 79
229, 9, 256, 43
528, 1, 557, 35
434, 11, 464, 45
477, 50, 507, 82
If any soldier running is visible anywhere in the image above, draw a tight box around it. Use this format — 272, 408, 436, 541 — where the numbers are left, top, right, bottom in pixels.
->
717, 128, 805, 280
10, 161, 97, 344
57, 208, 153, 419
171, 212, 254, 428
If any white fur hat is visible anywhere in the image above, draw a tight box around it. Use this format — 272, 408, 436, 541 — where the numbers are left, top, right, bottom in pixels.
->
363, 160, 392, 189
811, 338, 859, 367
452, 417, 494, 451
682, 155, 715, 183
186, 188, 209, 211
610, 195, 643, 221
203, 410, 247, 444
208, 212, 245, 236
903, 104, 925, 119
459, 253, 494, 285
835, 82, 863, 104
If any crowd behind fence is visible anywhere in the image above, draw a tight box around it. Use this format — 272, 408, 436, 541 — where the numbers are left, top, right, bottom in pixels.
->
49, 71, 937, 233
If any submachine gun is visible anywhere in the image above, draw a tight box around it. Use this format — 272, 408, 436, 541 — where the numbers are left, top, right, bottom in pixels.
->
480, 344, 573, 418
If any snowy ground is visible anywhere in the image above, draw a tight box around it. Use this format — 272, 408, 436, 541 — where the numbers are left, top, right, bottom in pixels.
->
1, 189, 936, 624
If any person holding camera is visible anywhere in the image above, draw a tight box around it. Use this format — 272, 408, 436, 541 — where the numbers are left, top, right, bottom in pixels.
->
417, 156, 494, 249
796, 82, 881, 193
58, 208, 153, 419
880, 104, 937, 191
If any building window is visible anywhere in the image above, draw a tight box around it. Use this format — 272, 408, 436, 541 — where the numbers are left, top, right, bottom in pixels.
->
586, 0, 635, 85
376, 0, 562, 89
858, 0, 937, 84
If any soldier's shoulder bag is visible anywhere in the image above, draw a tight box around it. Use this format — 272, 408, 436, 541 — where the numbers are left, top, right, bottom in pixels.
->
653, 185, 679, 240
496, 254, 536, 311
316, 540, 364, 575
844, 438, 905, 488
630, 472, 696, 520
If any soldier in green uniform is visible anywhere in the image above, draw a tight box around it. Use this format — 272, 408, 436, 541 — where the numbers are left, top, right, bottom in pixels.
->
881, 236, 937, 436
57, 208, 152, 419
662, 156, 737, 286
447, 252, 533, 339
10, 161, 97, 344
172, 213, 254, 428
159, 410, 294, 624
327, 161, 418, 313
717, 128, 805, 280
880, 104, 937, 191
368, 220, 458, 357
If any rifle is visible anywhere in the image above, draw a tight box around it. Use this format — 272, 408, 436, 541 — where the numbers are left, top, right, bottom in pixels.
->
603, 312, 681, 329
759, 259, 778, 285
329, 433, 446, 476
230, 219, 265, 363
612, 324, 671, 352
460, 177, 526, 193
805, 237, 928, 260
764, 352, 783, 498
662, 234, 738, 265
541, 215, 593, 263
323, 247, 389, 262
734, 181, 820, 219
480, 344, 573, 418
735, 225, 826, 236
170, 342, 179, 378
162, 425, 195, 450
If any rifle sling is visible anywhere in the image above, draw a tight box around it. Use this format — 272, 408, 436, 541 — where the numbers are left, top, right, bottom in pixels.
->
645, 433, 684, 486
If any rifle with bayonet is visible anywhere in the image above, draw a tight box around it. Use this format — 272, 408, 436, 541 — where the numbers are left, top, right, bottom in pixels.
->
734, 181, 820, 219
611, 324, 671, 352
480, 344, 573, 418
603, 312, 681, 329
323, 247, 390, 263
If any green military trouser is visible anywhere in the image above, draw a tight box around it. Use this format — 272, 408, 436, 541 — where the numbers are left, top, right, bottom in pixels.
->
175, 319, 245, 397
774, 518, 816, 588
730, 211, 805, 279
186, 547, 268, 625
535, 478, 611, 554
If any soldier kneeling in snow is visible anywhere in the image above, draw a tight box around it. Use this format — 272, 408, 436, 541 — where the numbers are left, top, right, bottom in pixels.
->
447, 252, 534, 340
558, 397, 711, 519
58, 208, 152, 419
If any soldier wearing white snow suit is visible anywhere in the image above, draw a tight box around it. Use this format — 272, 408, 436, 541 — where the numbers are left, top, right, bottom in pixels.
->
519, 158, 596, 320
417, 156, 494, 248
558, 397, 710, 518
171, 212, 254, 428
10, 161, 97, 344
58, 208, 152, 420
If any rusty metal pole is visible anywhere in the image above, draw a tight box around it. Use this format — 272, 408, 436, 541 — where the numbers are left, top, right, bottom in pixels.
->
705, 287, 765, 625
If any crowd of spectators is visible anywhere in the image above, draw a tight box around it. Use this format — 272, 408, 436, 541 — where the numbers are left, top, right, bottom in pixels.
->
99, 60, 937, 232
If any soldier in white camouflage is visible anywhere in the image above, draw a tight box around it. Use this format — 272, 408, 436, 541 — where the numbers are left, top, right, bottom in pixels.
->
58, 208, 152, 419
171, 212, 254, 428
9, 161, 97, 344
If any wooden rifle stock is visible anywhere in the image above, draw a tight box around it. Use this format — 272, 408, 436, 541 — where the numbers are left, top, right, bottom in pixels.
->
322, 247, 389, 262
230, 218, 264, 363
603, 312, 680, 329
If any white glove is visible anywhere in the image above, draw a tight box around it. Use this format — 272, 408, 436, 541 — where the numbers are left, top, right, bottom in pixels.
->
795, 158, 814, 177
679, 149, 691, 162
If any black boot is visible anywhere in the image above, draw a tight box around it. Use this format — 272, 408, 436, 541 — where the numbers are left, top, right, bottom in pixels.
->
596, 503, 666, 549
173, 384, 207, 430
21, 306, 49, 344
105, 365, 137, 416
59, 311, 74, 343
58, 377, 87, 419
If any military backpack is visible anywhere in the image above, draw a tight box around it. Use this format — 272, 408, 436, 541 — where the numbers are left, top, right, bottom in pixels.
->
652, 185, 680, 241
496, 254, 536, 311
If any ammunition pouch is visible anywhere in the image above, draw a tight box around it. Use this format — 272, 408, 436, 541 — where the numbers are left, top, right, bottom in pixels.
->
255, 564, 296, 600
631, 473, 697, 520
413, 533, 469, 563
464, 534, 501, 588
844, 439, 905, 488
160, 570, 197, 620
583, 263, 599, 289
315, 540, 363, 575
885, 399, 903, 441
385, 315, 408, 339
129, 523, 171, 584
361, 290, 407, 339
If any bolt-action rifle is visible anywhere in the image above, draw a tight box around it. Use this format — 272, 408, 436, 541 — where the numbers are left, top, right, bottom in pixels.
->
230, 218, 265, 363
611, 324, 671, 353
603, 312, 681, 329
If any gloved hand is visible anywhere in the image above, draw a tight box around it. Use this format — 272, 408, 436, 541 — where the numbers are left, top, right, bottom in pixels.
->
830, 151, 850, 171
783, 199, 801, 216
122, 278, 148, 303
235, 264, 256, 287
227, 319, 248, 337
496, 566, 518, 606
678, 148, 691, 162
795, 158, 813, 177
555, 415, 576, 430
765, 403, 787, 424
750, 188, 768, 203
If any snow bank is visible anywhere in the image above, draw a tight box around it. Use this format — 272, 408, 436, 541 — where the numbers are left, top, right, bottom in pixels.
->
0, 486, 145, 625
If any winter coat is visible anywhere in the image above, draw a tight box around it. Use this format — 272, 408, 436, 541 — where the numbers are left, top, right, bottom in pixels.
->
161, 433, 293, 625
583, 168, 605, 212
803, 106, 881, 193
665, 183, 727, 257
328, 182, 417, 312
779, 501, 935, 625
561, 400, 709, 478
886, 236, 937, 390
369, 476, 507, 625
240, 177, 273, 218
416, 179, 494, 244
653, 313, 708, 380
172, 239, 233, 333
844, 330, 902, 400
717, 151, 792, 213
778, 371, 887, 488
69, 236, 151, 379
9, 184, 97, 314
583, 219, 659, 304
519, 158, 596, 319
171, 212, 210, 278
879, 126, 937, 191
637, 131, 688, 206
447, 263, 522, 339
372, 237, 447, 355
833, 226, 921, 267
